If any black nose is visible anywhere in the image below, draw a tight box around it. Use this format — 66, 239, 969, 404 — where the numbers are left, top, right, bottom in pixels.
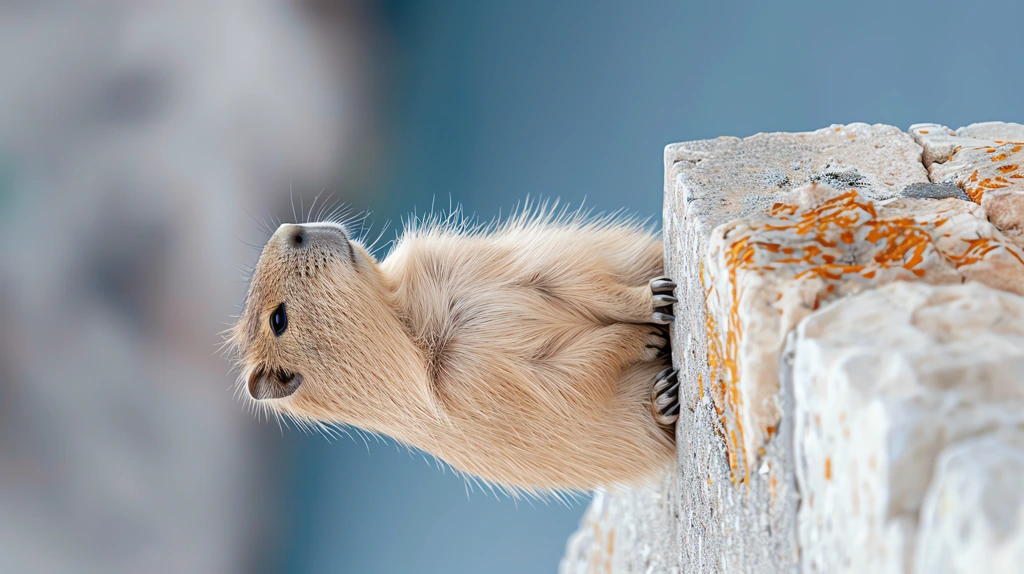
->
248, 367, 304, 400
278, 223, 349, 253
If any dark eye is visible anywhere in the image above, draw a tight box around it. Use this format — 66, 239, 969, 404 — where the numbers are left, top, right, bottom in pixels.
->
270, 303, 288, 336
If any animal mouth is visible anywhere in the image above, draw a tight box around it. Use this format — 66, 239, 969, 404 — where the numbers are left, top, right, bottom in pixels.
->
247, 365, 304, 400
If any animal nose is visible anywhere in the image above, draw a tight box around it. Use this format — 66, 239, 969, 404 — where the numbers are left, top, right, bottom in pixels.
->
276, 223, 348, 250
277, 223, 307, 248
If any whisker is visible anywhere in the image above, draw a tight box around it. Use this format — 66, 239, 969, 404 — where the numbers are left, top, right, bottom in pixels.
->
306, 188, 325, 224
290, 180, 297, 224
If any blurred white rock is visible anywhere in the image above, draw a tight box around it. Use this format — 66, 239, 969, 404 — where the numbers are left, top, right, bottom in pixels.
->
0, 1, 376, 572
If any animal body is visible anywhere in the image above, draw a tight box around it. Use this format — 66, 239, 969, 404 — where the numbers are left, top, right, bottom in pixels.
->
229, 207, 679, 492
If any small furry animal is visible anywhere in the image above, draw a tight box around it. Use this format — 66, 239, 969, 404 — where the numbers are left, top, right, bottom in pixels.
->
229, 206, 680, 492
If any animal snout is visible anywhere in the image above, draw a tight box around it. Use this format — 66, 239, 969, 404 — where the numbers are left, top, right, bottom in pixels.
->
248, 366, 304, 400
276, 222, 349, 251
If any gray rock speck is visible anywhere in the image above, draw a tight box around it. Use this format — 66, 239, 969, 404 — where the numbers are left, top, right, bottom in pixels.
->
810, 165, 867, 190
901, 182, 972, 202
761, 168, 789, 188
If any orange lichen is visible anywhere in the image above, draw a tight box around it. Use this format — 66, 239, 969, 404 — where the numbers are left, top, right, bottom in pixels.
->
824, 458, 832, 480
958, 145, 1024, 202
702, 187, 1024, 489
919, 130, 930, 134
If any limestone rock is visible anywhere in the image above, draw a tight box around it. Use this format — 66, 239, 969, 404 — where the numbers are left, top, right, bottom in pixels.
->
911, 122, 1024, 243
704, 184, 1024, 484
661, 124, 929, 572
915, 431, 1024, 574
560, 478, 679, 574
562, 123, 1024, 574
792, 281, 1024, 573
666, 123, 929, 239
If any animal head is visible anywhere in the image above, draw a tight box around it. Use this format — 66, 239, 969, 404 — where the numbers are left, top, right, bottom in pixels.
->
228, 222, 400, 423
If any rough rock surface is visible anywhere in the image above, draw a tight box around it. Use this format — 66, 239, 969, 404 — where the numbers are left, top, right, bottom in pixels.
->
704, 184, 1024, 484
916, 431, 1024, 573
912, 123, 1024, 243
561, 123, 1024, 573
792, 281, 1024, 573
560, 477, 679, 574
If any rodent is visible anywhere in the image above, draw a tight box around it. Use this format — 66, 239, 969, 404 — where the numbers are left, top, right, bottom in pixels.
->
228, 206, 680, 492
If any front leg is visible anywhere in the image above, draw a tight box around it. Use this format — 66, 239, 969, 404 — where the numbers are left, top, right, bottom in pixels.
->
564, 275, 678, 325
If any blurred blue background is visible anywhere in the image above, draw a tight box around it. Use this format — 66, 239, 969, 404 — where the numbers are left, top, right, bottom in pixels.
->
1, 1, 1021, 573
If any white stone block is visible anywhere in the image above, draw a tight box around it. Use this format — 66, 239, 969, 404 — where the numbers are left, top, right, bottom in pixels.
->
662, 124, 930, 572
915, 431, 1024, 574
792, 281, 1024, 573
704, 184, 1024, 487
563, 122, 1024, 574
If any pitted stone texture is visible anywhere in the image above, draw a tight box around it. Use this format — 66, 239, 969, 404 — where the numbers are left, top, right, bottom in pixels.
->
665, 123, 929, 240
659, 123, 929, 573
560, 477, 679, 574
703, 185, 1024, 485
792, 281, 1024, 574
912, 122, 1024, 243
915, 431, 1024, 574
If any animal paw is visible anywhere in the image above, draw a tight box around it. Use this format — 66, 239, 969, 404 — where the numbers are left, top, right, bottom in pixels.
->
643, 329, 671, 361
649, 276, 677, 324
651, 366, 680, 426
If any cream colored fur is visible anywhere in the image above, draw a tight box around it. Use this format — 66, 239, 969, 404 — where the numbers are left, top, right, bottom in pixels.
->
229, 205, 675, 493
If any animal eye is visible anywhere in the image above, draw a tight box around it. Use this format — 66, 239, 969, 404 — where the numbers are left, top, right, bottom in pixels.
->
270, 303, 288, 336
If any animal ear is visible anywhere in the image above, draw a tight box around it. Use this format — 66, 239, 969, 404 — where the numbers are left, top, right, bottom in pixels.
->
248, 366, 304, 400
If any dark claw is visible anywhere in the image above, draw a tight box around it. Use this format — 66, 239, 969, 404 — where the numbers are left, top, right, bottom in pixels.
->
654, 392, 675, 412
652, 294, 678, 306
650, 276, 677, 294
651, 368, 680, 426
652, 311, 675, 324
658, 378, 680, 399
653, 369, 678, 392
